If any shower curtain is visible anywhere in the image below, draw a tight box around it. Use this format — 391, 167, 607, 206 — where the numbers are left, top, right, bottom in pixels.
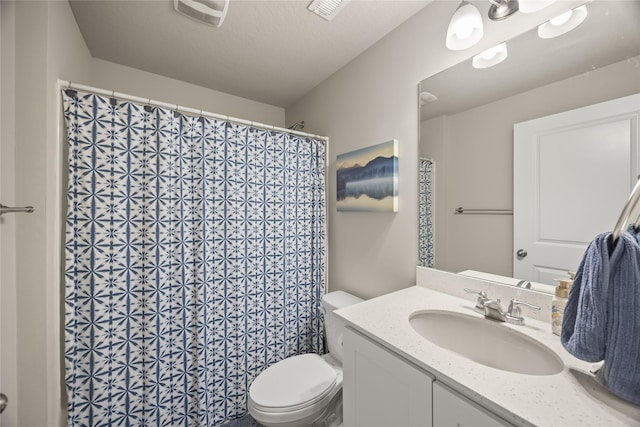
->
62, 89, 326, 426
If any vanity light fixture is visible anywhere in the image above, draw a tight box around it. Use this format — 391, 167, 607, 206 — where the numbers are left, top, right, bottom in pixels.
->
446, 1, 484, 50
518, 0, 555, 13
487, 0, 519, 21
538, 4, 588, 39
472, 42, 508, 69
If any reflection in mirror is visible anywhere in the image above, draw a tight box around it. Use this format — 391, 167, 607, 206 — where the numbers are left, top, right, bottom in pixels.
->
418, 1, 640, 293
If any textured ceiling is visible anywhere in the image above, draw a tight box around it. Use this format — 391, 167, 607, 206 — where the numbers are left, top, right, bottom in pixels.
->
69, 0, 431, 108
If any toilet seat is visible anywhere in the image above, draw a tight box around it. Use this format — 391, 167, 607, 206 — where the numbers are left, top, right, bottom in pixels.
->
249, 354, 339, 413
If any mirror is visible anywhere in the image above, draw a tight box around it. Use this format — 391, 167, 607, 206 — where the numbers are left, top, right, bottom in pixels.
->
418, 1, 640, 293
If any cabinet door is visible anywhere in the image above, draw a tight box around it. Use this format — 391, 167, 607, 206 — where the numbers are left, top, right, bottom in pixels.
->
433, 382, 512, 427
343, 327, 433, 427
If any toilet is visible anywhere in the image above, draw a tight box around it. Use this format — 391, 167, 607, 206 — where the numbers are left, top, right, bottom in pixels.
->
248, 291, 363, 427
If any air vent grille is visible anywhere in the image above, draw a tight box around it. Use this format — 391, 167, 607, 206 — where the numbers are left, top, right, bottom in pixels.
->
174, 0, 229, 27
307, 0, 348, 21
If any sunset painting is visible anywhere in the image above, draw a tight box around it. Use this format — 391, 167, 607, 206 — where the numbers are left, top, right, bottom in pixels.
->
336, 140, 398, 212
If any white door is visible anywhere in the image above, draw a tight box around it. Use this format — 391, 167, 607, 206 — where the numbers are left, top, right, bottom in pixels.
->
514, 93, 640, 287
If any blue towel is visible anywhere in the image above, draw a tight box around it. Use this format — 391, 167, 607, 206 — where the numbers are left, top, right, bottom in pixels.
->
561, 231, 640, 405
629, 223, 640, 244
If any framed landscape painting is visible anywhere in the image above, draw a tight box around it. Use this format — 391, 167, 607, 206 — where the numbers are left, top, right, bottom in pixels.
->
336, 139, 398, 212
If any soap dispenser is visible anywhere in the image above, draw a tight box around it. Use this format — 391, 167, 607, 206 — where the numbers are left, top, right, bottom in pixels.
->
552, 271, 575, 336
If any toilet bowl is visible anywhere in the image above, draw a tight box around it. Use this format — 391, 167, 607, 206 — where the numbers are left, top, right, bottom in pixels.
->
248, 291, 363, 427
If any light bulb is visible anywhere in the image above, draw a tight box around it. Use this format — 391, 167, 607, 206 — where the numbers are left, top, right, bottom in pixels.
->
454, 17, 475, 40
549, 10, 572, 26
472, 42, 508, 69
446, 1, 484, 50
480, 48, 498, 60
538, 5, 588, 39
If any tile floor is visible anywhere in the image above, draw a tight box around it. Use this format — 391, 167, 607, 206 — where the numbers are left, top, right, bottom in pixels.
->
220, 414, 265, 427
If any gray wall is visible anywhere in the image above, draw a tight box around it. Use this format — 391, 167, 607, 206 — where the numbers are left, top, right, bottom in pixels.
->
285, 0, 580, 299
9, 2, 93, 425
0, 1, 19, 425
90, 58, 285, 127
423, 57, 640, 277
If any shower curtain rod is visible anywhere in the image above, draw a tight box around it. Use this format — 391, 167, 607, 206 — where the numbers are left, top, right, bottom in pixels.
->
59, 80, 329, 141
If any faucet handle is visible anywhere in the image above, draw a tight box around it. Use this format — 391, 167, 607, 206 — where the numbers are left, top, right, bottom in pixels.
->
506, 299, 541, 325
464, 288, 488, 314
464, 288, 487, 298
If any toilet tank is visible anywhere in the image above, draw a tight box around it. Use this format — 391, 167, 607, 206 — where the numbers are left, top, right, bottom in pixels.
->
322, 291, 363, 363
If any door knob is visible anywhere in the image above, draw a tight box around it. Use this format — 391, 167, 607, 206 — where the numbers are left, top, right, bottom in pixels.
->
0, 393, 7, 414
516, 249, 528, 258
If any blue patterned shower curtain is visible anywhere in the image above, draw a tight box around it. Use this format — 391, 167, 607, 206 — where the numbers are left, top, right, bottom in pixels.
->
62, 89, 326, 426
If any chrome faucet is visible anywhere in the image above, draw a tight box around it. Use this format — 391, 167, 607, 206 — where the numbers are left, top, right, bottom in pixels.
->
482, 298, 541, 325
483, 299, 507, 322
465, 289, 541, 325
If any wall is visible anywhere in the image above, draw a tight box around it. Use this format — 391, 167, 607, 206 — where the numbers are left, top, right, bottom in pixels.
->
90, 58, 285, 127
0, 1, 19, 425
11, 2, 86, 425
3, 1, 286, 425
423, 57, 640, 277
285, 0, 581, 300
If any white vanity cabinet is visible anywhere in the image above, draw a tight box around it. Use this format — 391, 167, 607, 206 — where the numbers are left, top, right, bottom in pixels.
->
343, 326, 513, 427
343, 327, 434, 427
433, 382, 512, 427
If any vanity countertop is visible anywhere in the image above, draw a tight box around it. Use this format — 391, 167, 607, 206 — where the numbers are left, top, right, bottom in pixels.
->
336, 285, 640, 427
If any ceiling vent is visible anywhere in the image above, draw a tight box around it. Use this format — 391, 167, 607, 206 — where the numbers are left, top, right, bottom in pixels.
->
307, 0, 348, 21
174, 0, 229, 27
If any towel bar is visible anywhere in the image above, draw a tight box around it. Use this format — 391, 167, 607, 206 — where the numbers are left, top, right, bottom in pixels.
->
454, 207, 513, 215
0, 204, 35, 217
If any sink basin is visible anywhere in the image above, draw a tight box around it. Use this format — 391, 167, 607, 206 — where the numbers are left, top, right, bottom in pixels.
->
409, 310, 564, 376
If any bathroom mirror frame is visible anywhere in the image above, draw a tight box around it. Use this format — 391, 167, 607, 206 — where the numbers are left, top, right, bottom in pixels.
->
418, 0, 640, 294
